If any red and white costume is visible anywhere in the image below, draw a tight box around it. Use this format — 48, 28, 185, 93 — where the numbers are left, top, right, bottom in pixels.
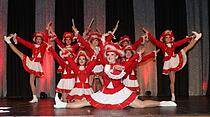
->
77, 32, 104, 91
147, 30, 192, 75
85, 44, 141, 109
66, 50, 96, 100
48, 47, 75, 93
16, 32, 48, 77
122, 45, 157, 92
77, 32, 104, 75
53, 32, 79, 73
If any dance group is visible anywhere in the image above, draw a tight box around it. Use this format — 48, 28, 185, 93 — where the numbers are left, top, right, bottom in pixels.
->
4, 19, 202, 109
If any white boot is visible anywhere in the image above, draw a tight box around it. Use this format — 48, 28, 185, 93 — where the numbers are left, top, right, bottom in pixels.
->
160, 101, 177, 107
192, 31, 202, 40
54, 94, 67, 108
4, 36, 12, 44
29, 95, 38, 103
171, 94, 175, 101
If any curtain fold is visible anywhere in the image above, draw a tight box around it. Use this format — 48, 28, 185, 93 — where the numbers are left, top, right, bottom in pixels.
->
133, 0, 157, 96
186, 0, 209, 96
0, 0, 8, 98
35, 0, 55, 98
7, 0, 35, 98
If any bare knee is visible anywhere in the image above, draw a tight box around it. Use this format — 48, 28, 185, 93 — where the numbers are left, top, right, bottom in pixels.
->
129, 99, 145, 108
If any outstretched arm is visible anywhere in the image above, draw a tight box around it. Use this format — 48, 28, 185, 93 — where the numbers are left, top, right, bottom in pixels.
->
132, 36, 144, 50
48, 46, 66, 67
143, 28, 165, 49
15, 35, 34, 49
173, 36, 192, 47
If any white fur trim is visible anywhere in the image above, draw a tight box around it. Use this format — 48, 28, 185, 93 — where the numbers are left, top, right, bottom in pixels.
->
105, 44, 124, 57
104, 65, 126, 79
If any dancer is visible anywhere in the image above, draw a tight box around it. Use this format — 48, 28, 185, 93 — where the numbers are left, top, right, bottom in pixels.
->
65, 50, 97, 101
48, 27, 78, 101
4, 25, 49, 103
54, 43, 177, 109
122, 44, 159, 93
143, 28, 202, 101
48, 46, 75, 102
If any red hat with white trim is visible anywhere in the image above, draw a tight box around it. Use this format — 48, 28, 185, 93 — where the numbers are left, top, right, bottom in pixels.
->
105, 43, 124, 57
62, 32, 74, 43
33, 32, 45, 42
74, 50, 90, 63
87, 32, 102, 42
123, 45, 136, 54
160, 30, 175, 42
119, 35, 131, 46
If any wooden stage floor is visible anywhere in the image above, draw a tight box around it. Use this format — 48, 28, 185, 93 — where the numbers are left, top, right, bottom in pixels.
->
1, 96, 210, 116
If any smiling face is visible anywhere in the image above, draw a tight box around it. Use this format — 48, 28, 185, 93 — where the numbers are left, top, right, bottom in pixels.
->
78, 56, 86, 66
90, 38, 99, 46
121, 40, 129, 47
65, 37, 72, 45
164, 35, 173, 44
106, 51, 118, 64
35, 37, 43, 45
125, 50, 133, 59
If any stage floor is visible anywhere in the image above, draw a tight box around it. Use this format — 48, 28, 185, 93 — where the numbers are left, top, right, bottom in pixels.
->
0, 96, 210, 116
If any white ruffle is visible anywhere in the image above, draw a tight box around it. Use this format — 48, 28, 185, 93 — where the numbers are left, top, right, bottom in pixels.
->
57, 78, 75, 90
90, 87, 133, 104
25, 57, 43, 72
123, 75, 139, 87
92, 64, 104, 73
68, 88, 94, 96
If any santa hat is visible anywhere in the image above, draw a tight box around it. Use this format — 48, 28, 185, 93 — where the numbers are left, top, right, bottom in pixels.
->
62, 32, 74, 43
105, 43, 124, 57
74, 50, 90, 63
119, 35, 131, 46
87, 32, 102, 42
123, 45, 136, 54
160, 30, 175, 42
33, 32, 45, 42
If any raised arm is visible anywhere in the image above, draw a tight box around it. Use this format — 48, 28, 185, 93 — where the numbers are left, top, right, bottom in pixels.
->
132, 36, 144, 50
77, 34, 94, 55
16, 35, 34, 49
143, 28, 165, 49
48, 47, 66, 67
86, 57, 97, 73
66, 57, 79, 73
173, 36, 192, 47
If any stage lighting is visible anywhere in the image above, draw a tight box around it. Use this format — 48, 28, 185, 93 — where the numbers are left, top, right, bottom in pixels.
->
145, 91, 151, 96
40, 92, 47, 99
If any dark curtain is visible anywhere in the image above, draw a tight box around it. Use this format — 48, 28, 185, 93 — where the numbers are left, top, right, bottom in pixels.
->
155, 0, 189, 97
206, 0, 210, 96
55, 0, 84, 84
106, 0, 135, 43
7, 0, 35, 98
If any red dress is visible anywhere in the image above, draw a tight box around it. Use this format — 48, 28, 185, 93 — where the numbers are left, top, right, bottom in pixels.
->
86, 50, 141, 109
16, 35, 48, 77
49, 47, 75, 93
147, 32, 192, 75
66, 57, 96, 100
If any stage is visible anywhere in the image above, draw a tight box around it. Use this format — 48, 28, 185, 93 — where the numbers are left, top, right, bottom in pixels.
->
1, 96, 210, 116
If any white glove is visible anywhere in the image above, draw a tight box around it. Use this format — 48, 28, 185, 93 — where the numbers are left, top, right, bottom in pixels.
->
192, 31, 202, 40
4, 36, 12, 44
13, 33, 18, 44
